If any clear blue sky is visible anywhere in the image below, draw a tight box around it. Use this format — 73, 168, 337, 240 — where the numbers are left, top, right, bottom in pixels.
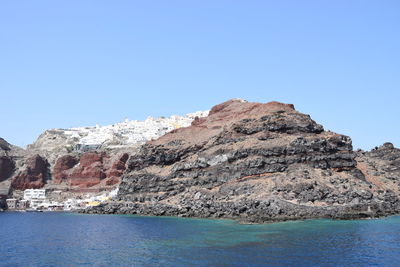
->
1, 1, 399, 150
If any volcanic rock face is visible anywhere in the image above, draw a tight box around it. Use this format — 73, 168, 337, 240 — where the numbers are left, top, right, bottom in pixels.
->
0, 138, 21, 196
53, 152, 129, 188
53, 155, 79, 183
11, 155, 49, 190
0, 157, 14, 182
0, 138, 11, 152
85, 99, 400, 222
356, 143, 400, 194
0, 138, 15, 183
106, 153, 129, 178
0, 136, 130, 194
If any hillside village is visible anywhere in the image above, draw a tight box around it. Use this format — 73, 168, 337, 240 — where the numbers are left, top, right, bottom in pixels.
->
6, 188, 118, 212
1, 110, 209, 211
29, 110, 209, 153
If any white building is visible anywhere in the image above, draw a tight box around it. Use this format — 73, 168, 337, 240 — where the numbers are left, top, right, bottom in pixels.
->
23, 189, 46, 209
23, 189, 46, 200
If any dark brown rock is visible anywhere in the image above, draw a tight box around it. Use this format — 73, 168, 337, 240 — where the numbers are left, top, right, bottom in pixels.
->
105, 176, 120, 186
0, 138, 11, 151
0, 156, 14, 182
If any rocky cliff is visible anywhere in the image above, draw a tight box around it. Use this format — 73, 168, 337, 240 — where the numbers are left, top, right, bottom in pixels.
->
356, 143, 400, 195
53, 152, 129, 188
11, 155, 49, 190
2, 99, 399, 221
0, 110, 208, 197
0, 138, 22, 196
87, 99, 400, 223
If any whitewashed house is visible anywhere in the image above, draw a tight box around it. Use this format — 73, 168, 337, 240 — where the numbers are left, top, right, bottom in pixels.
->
23, 189, 46, 209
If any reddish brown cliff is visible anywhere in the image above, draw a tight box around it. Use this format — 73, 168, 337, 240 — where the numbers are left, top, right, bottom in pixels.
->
53, 152, 129, 188
11, 155, 48, 190
53, 155, 79, 183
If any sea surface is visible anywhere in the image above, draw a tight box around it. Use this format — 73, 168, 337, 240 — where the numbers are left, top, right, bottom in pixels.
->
1, 212, 400, 266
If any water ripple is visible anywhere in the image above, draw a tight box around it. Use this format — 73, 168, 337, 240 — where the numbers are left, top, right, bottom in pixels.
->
1, 212, 400, 266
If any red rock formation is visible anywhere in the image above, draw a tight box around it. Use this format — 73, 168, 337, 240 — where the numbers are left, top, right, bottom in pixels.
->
105, 176, 120, 186
53, 155, 78, 183
11, 155, 48, 190
65, 152, 106, 188
0, 156, 14, 182
157, 99, 305, 148
106, 153, 129, 177
80, 152, 106, 168
53, 152, 129, 188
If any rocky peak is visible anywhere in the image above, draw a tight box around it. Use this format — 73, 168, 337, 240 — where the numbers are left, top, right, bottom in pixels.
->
381, 142, 395, 150
0, 138, 11, 152
150, 100, 323, 150
98, 99, 387, 223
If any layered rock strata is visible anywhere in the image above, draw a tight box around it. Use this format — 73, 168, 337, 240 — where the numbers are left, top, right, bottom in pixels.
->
356, 143, 400, 195
87, 100, 400, 222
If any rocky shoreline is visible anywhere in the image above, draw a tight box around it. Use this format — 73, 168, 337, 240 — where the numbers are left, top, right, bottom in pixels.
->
81, 198, 400, 223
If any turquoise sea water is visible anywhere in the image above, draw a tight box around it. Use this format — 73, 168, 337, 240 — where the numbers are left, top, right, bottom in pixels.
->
1, 212, 400, 266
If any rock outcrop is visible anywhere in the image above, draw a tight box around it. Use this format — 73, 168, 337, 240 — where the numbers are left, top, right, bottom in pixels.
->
0, 138, 21, 196
356, 143, 400, 194
53, 155, 79, 183
0, 156, 14, 182
0, 138, 11, 152
86, 99, 400, 222
11, 155, 49, 190
53, 152, 129, 188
